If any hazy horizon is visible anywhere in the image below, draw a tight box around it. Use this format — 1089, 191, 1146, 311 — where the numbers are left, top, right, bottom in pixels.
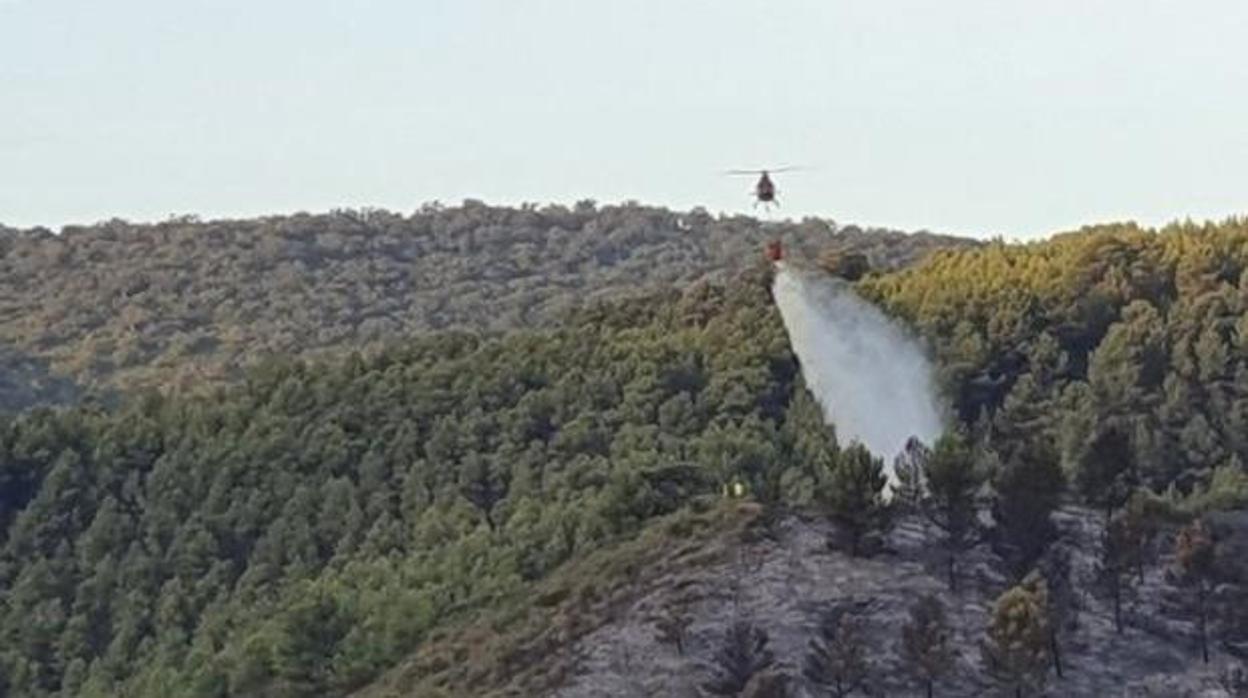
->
6, 197, 1243, 243
4, 1, 1246, 238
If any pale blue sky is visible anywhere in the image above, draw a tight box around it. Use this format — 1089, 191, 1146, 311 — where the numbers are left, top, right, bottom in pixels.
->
2, 1, 1246, 238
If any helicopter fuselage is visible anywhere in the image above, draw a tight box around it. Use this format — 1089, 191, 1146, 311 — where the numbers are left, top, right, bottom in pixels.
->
755, 172, 776, 204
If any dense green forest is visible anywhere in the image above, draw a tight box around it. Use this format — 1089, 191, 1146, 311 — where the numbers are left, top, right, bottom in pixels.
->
0, 203, 969, 408
861, 218, 1248, 499
0, 269, 852, 697
2, 214, 1248, 696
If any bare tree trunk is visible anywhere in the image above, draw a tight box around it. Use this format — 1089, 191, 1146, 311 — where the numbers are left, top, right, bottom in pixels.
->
1198, 584, 1209, 664
1112, 581, 1122, 633
947, 550, 958, 592
1050, 631, 1064, 678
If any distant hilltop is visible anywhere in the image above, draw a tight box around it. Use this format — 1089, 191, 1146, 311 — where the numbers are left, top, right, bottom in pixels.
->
0, 202, 975, 406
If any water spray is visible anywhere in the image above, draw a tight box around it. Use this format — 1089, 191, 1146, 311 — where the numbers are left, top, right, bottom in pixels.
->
772, 262, 945, 490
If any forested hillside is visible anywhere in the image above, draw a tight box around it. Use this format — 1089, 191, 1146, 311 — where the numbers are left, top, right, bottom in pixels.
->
861, 217, 1248, 499
2, 215, 1248, 697
0, 203, 970, 408
0, 270, 855, 697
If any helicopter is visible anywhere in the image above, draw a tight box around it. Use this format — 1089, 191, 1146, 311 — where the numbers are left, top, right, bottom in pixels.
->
725, 166, 799, 209
725, 166, 801, 265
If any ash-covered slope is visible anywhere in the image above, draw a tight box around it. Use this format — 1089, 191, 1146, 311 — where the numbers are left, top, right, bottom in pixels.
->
356, 502, 1248, 698
547, 509, 1242, 698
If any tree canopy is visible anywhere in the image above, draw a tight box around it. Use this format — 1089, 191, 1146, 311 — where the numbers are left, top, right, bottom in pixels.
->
0, 204, 966, 408
861, 217, 1248, 498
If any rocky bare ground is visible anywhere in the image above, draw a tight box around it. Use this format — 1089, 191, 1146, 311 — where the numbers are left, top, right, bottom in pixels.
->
552, 507, 1248, 697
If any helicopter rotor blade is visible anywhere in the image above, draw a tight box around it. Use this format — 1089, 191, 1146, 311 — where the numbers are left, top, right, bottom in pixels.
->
722, 166, 806, 175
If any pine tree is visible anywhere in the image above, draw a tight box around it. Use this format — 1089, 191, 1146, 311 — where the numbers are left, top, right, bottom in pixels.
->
892, 437, 932, 513
780, 389, 839, 506
1094, 512, 1140, 633
993, 375, 1052, 459
1087, 300, 1167, 414
1180, 413, 1225, 474
458, 452, 507, 532
900, 594, 954, 698
803, 606, 872, 697
1074, 420, 1138, 524
1174, 520, 1216, 664
1027, 551, 1077, 680
923, 432, 982, 591
823, 443, 890, 557
981, 583, 1050, 698
272, 593, 351, 697
1195, 323, 1231, 386
992, 442, 1064, 579
1121, 491, 1161, 582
